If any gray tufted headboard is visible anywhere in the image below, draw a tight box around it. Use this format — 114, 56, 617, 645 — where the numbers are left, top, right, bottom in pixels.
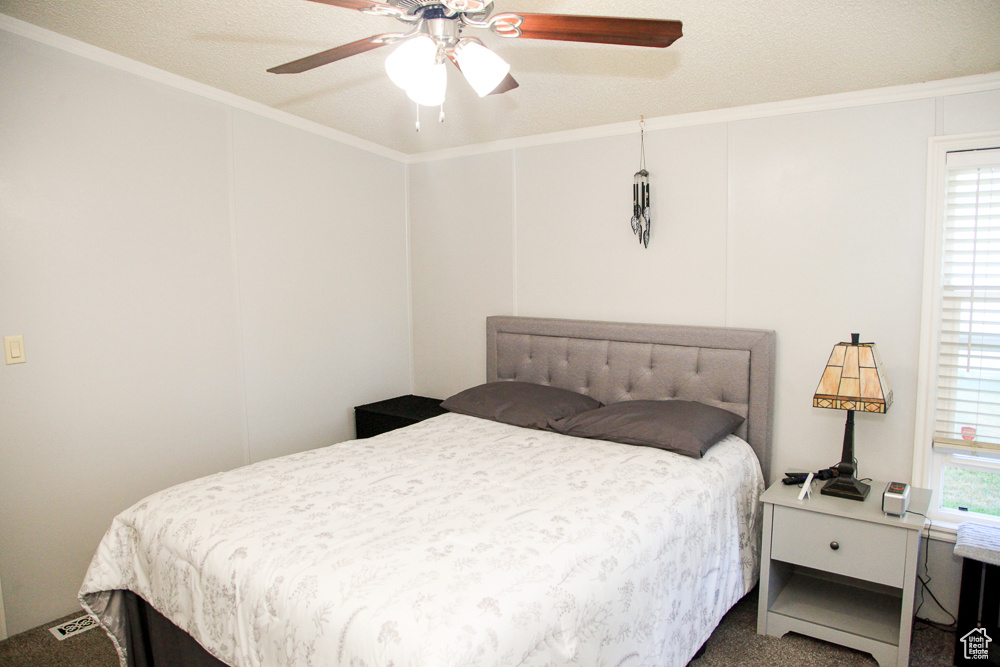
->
487, 316, 776, 480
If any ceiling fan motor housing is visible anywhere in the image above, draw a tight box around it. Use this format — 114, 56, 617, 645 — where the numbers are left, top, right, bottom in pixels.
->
391, 0, 492, 20
422, 8, 462, 47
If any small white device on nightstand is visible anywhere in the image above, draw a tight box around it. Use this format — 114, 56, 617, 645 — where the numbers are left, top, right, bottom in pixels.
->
882, 482, 910, 516
796, 472, 814, 500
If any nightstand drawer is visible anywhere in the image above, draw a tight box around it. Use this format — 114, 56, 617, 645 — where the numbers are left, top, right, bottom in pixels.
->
771, 505, 907, 588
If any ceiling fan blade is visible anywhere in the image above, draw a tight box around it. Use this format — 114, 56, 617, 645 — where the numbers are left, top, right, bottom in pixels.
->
304, 0, 395, 11
513, 13, 682, 48
267, 34, 392, 74
489, 73, 519, 95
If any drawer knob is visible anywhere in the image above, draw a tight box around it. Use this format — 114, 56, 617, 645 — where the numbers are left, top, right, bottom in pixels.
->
830, 541, 840, 551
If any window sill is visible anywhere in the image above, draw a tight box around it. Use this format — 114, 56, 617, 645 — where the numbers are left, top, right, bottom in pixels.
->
925, 520, 958, 543
924, 515, 1000, 543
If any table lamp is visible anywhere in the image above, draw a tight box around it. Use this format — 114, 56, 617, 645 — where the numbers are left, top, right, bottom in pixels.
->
813, 333, 893, 500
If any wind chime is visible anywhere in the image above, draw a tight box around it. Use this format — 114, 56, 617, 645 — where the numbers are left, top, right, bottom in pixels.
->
631, 116, 651, 248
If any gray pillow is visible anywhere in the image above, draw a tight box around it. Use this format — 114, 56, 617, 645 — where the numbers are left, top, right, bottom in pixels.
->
549, 399, 745, 458
441, 381, 602, 431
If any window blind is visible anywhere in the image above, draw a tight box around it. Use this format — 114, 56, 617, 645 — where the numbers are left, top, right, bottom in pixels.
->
935, 148, 1000, 453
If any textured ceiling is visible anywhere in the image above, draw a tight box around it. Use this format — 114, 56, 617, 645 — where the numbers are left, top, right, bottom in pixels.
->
2, 0, 999, 155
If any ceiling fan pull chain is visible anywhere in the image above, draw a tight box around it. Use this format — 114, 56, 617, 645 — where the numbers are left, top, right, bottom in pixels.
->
439, 103, 445, 123
415, 101, 421, 132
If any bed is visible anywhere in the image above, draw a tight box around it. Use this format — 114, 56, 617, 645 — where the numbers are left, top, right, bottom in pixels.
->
80, 316, 776, 667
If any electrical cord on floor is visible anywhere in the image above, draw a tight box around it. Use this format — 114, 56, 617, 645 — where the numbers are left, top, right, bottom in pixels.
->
909, 510, 958, 632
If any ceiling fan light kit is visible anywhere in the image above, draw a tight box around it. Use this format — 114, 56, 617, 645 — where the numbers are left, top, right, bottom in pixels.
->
453, 39, 510, 97
383, 34, 436, 89
269, 0, 682, 119
406, 61, 448, 106
384, 34, 449, 106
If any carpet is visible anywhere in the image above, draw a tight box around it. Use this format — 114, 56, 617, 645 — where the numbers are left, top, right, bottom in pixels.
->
0, 588, 955, 666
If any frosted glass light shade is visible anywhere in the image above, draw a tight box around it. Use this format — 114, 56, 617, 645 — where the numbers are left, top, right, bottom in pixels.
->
454, 40, 510, 97
384, 35, 437, 91
405, 62, 447, 107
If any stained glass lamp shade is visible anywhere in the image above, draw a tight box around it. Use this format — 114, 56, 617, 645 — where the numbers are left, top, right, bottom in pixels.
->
813, 333, 893, 500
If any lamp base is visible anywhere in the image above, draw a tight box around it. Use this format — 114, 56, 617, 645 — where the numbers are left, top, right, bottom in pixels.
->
820, 476, 870, 501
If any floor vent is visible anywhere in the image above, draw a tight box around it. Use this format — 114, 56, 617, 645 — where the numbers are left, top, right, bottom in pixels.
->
49, 614, 97, 641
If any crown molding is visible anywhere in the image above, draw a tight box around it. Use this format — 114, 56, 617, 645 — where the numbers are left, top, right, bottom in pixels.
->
405, 71, 1000, 164
0, 14, 409, 163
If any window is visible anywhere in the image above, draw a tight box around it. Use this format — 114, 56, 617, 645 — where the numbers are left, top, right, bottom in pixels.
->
915, 134, 1000, 532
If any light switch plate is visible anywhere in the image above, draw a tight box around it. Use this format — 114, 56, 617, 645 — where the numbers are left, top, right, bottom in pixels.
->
4, 335, 25, 364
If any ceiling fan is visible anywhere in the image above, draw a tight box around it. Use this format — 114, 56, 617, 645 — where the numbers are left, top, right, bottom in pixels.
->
268, 0, 682, 108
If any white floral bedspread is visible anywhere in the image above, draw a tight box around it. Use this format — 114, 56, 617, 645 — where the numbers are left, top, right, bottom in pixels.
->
80, 412, 763, 667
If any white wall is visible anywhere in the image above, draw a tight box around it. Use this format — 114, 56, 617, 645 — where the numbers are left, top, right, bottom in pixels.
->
727, 100, 934, 483
515, 125, 730, 325
918, 536, 965, 626
0, 28, 410, 634
408, 82, 1000, 619
410, 84, 1000, 481
232, 112, 410, 462
409, 152, 515, 399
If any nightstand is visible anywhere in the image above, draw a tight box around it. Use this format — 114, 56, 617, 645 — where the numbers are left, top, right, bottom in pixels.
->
757, 479, 931, 667
354, 394, 448, 438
